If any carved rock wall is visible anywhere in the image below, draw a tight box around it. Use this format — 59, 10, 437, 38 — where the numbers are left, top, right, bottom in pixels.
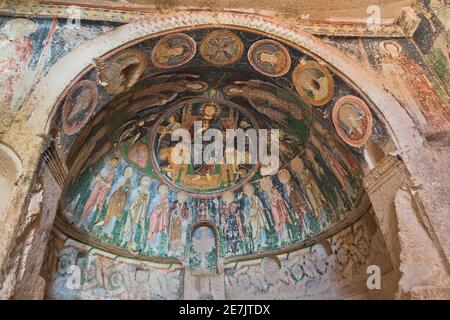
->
43, 211, 394, 300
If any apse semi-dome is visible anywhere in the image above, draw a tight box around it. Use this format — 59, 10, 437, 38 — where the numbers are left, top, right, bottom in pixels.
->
53, 27, 383, 267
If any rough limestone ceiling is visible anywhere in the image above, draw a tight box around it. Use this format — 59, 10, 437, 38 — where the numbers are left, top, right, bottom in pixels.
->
25, 0, 414, 22
52, 27, 389, 267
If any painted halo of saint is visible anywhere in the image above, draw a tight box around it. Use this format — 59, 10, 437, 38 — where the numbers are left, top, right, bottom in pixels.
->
332, 95, 373, 147
151, 33, 196, 69
62, 80, 99, 136
292, 60, 334, 106
247, 39, 291, 77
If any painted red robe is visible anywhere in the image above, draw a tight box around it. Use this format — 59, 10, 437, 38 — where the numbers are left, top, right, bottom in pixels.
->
148, 195, 170, 241
270, 187, 292, 233
81, 170, 115, 221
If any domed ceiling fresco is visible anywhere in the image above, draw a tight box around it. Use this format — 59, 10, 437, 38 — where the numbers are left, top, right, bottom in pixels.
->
52, 27, 386, 269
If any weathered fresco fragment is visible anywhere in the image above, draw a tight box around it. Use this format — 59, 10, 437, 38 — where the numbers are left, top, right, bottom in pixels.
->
43, 231, 183, 300
415, 1, 450, 96
362, 37, 450, 131
0, 16, 115, 110
224, 214, 392, 299
52, 27, 382, 274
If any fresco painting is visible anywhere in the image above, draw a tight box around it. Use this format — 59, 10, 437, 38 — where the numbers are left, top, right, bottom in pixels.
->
151, 93, 259, 195
0, 18, 37, 109
224, 216, 392, 299
0, 16, 115, 111
61, 130, 363, 261
0, 5, 448, 301
0, 17, 53, 111
61, 80, 99, 135
362, 37, 450, 132
95, 48, 147, 96
415, 1, 450, 95
247, 39, 291, 77
55, 28, 373, 273
43, 233, 183, 300
292, 60, 334, 106
379, 39, 450, 129
199, 30, 244, 65
51, 28, 381, 158
332, 95, 373, 147
189, 226, 218, 274
151, 33, 196, 69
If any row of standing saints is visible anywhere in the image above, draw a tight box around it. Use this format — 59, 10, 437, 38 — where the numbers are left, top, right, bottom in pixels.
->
64, 126, 362, 259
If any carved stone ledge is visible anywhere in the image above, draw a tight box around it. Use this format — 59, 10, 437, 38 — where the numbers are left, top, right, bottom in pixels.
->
0, 2, 406, 37
396, 7, 421, 37
363, 155, 406, 195
409, 285, 450, 300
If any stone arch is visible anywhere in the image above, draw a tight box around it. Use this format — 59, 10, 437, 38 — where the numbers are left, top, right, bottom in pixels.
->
14, 11, 423, 152
4, 11, 447, 300
15, 11, 421, 280
189, 221, 221, 274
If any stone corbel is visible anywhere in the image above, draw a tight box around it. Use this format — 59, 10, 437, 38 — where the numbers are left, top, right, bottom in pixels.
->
42, 141, 68, 190
363, 155, 405, 197
396, 7, 421, 37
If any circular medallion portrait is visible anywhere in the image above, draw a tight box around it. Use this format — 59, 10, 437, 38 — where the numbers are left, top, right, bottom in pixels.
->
332, 95, 373, 147
292, 60, 334, 106
151, 33, 196, 69
247, 39, 291, 77
150, 97, 259, 197
199, 31, 244, 65
62, 80, 99, 136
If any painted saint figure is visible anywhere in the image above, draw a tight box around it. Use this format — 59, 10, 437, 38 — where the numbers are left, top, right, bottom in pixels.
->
151, 33, 196, 68
222, 191, 244, 254
0, 18, 36, 109
168, 192, 189, 254
378, 40, 450, 131
290, 157, 325, 232
157, 114, 181, 143
260, 177, 292, 243
100, 166, 133, 236
147, 184, 170, 246
248, 39, 291, 77
269, 187, 292, 243
310, 135, 353, 196
242, 184, 269, 250
122, 176, 151, 251
313, 122, 359, 176
79, 156, 119, 229
168, 205, 183, 253
278, 169, 309, 230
